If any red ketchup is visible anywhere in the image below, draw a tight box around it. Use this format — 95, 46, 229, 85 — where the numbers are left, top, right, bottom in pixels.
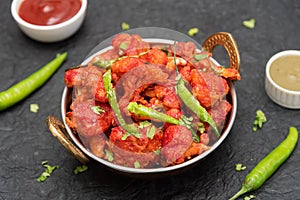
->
18, 0, 82, 26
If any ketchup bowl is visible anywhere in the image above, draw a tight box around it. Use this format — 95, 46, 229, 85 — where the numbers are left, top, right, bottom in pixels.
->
11, 0, 87, 43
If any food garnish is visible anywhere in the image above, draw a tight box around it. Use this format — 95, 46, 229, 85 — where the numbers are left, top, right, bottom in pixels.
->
105, 149, 114, 162
229, 127, 298, 200
91, 105, 105, 115
74, 165, 88, 174
121, 22, 130, 30
134, 161, 141, 168
235, 163, 246, 171
30, 103, 39, 113
243, 18, 256, 29
188, 27, 199, 36
244, 195, 256, 200
253, 109, 266, 131
36, 161, 59, 182
0, 53, 67, 111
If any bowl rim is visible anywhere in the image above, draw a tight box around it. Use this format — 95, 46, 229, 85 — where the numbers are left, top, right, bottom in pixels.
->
11, 0, 87, 30
61, 36, 238, 174
265, 50, 300, 95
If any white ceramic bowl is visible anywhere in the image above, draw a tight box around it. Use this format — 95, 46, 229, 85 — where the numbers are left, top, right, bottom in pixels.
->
11, 0, 87, 43
265, 50, 300, 109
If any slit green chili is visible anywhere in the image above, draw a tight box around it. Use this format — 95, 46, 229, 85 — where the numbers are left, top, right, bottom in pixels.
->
176, 77, 220, 137
127, 102, 200, 142
0, 52, 67, 111
173, 42, 220, 138
229, 126, 298, 200
102, 69, 140, 138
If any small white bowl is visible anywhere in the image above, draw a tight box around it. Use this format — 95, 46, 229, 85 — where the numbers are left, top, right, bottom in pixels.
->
265, 50, 300, 109
11, 0, 87, 43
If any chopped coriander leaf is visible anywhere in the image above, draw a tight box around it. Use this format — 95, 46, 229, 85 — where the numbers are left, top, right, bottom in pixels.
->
121, 22, 130, 30
154, 149, 161, 155
138, 121, 152, 128
119, 42, 128, 50
146, 126, 156, 139
253, 109, 267, 131
30, 103, 39, 113
188, 27, 199, 36
93, 59, 116, 69
74, 165, 88, 174
194, 54, 207, 61
197, 122, 205, 134
134, 161, 141, 168
244, 195, 256, 200
36, 161, 59, 182
235, 163, 246, 171
121, 132, 131, 140
105, 149, 114, 162
243, 18, 256, 29
91, 106, 105, 115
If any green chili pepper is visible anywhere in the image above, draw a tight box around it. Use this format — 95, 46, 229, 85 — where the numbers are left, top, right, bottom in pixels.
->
176, 77, 220, 138
229, 126, 298, 200
127, 102, 179, 124
127, 102, 200, 142
0, 53, 67, 111
102, 70, 140, 137
172, 42, 220, 138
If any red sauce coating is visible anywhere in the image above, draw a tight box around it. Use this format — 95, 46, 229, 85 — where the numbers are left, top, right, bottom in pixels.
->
18, 0, 82, 26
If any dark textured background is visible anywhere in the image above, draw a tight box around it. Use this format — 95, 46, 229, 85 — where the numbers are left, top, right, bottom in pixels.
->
1, 0, 300, 199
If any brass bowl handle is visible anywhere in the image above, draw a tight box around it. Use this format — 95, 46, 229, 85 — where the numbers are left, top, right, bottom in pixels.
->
46, 115, 89, 164
202, 32, 240, 71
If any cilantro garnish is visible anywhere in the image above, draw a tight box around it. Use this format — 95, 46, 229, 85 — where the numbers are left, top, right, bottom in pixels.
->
188, 27, 199, 36
146, 126, 156, 139
30, 103, 39, 113
36, 161, 59, 182
244, 195, 256, 200
253, 109, 267, 131
74, 165, 88, 174
134, 161, 141, 169
105, 149, 114, 162
121, 22, 130, 30
194, 54, 207, 61
91, 106, 105, 115
138, 121, 152, 128
235, 163, 246, 171
243, 18, 256, 29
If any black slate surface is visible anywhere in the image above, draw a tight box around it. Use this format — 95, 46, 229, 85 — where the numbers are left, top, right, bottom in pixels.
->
1, 0, 300, 199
